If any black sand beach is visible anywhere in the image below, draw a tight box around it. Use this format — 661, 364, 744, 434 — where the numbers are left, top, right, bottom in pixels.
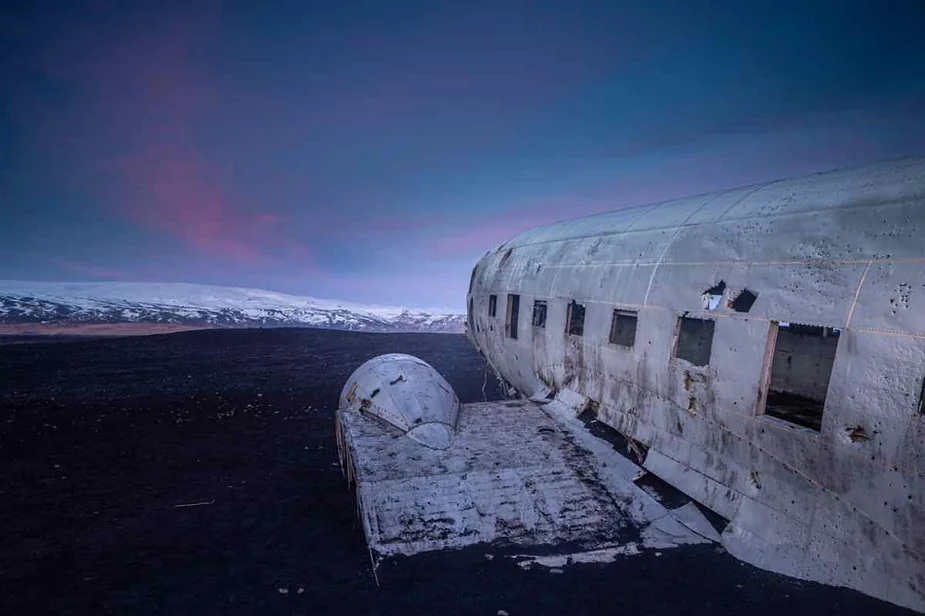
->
0, 329, 915, 615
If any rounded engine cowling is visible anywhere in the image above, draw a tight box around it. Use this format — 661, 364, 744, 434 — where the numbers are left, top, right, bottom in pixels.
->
339, 353, 460, 449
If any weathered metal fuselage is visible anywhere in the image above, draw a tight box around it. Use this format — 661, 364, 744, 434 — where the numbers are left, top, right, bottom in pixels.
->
467, 157, 925, 611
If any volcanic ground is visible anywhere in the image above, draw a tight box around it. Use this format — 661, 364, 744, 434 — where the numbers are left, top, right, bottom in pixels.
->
0, 329, 916, 615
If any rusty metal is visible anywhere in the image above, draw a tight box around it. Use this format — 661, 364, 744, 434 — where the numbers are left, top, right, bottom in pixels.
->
466, 156, 925, 612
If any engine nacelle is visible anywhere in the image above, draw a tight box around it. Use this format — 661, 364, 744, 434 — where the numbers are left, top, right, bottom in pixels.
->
339, 353, 460, 449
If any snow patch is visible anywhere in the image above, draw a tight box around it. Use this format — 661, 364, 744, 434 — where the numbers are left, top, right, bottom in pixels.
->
511, 543, 642, 570
0, 280, 466, 333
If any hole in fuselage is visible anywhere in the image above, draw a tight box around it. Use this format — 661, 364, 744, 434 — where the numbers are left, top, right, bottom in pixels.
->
567, 300, 586, 336
729, 289, 758, 313
764, 323, 840, 432
675, 317, 715, 366
702, 281, 726, 310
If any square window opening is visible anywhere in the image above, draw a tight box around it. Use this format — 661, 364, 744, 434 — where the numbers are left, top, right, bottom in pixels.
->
609, 309, 638, 347
532, 300, 547, 328
763, 323, 840, 432
729, 288, 758, 313
505, 294, 520, 339
567, 301, 585, 336
488, 294, 497, 317
675, 317, 715, 366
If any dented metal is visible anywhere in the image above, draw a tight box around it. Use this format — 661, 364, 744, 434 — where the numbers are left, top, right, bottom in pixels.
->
340, 353, 460, 449
467, 157, 925, 612
337, 398, 714, 559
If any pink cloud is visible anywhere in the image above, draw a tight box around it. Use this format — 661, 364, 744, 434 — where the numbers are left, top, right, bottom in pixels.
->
114, 144, 274, 264
40, 6, 311, 269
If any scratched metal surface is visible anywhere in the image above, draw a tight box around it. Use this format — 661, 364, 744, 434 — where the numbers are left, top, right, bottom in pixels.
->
339, 353, 460, 449
338, 399, 713, 558
467, 157, 925, 612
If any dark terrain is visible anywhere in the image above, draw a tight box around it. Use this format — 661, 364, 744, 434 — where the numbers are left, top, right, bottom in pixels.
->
0, 329, 915, 615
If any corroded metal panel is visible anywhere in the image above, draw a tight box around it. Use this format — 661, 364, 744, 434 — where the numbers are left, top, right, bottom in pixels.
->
850, 260, 925, 335
340, 354, 460, 449
337, 400, 711, 559
467, 156, 925, 612
720, 157, 925, 220
511, 205, 656, 246
626, 194, 717, 230
683, 185, 766, 226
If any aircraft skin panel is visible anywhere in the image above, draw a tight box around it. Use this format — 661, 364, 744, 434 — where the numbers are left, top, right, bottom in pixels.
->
702, 316, 770, 417
622, 194, 716, 231
337, 399, 713, 559
851, 260, 925, 335
683, 185, 768, 226
719, 156, 925, 221
499, 156, 925, 248
529, 203, 660, 244
467, 156, 925, 612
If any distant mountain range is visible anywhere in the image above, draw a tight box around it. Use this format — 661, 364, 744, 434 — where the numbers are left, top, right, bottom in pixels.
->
0, 281, 466, 334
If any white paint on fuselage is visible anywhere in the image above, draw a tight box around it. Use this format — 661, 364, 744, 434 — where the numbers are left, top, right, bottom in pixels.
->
467, 157, 925, 612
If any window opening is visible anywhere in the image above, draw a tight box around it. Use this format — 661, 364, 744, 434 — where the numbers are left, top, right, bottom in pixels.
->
532, 300, 547, 328
505, 294, 520, 339
729, 289, 758, 313
763, 323, 840, 431
675, 317, 715, 366
488, 294, 497, 317
567, 301, 585, 336
609, 309, 638, 347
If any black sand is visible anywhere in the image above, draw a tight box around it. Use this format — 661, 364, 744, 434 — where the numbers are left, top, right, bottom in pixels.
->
0, 329, 915, 615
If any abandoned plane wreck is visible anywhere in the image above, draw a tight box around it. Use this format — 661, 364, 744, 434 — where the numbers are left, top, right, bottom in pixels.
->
336, 156, 925, 612
466, 156, 925, 611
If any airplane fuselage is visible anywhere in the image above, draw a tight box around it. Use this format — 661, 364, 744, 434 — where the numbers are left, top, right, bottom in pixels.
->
467, 157, 925, 611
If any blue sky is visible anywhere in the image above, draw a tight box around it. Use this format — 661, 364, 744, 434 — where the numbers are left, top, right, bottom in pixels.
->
2, 1, 924, 309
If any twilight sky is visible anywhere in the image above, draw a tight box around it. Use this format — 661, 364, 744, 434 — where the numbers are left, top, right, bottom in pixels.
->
2, 1, 924, 309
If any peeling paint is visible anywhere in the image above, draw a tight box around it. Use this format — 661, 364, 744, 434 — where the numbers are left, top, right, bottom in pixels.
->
339, 354, 459, 450
466, 157, 925, 612
702, 281, 726, 310
337, 399, 711, 560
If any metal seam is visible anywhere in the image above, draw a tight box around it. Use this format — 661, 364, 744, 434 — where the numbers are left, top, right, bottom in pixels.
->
642, 189, 736, 306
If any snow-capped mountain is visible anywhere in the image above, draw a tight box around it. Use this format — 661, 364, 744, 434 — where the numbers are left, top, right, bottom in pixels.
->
0, 281, 466, 334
